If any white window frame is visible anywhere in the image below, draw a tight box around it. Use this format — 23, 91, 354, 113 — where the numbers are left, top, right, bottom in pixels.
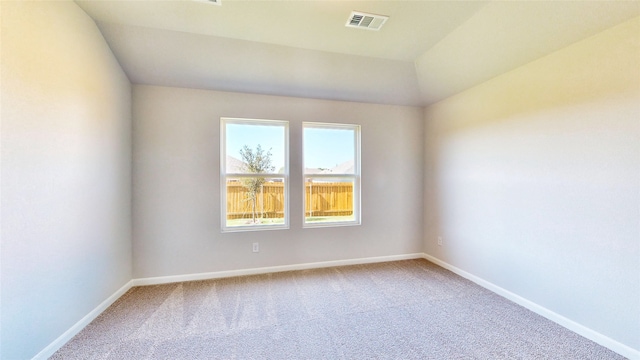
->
303, 122, 361, 228
220, 118, 289, 232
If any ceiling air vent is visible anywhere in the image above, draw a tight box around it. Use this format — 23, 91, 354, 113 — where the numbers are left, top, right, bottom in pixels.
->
193, 0, 221, 6
345, 11, 389, 31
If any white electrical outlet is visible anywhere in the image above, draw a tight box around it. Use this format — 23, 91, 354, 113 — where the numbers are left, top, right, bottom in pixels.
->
437, 237, 443, 246
252, 242, 259, 253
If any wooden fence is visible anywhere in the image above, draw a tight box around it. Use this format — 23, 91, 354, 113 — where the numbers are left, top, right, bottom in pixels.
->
226, 182, 353, 219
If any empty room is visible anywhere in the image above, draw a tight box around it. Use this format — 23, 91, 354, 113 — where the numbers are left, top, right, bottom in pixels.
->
1, 0, 639, 359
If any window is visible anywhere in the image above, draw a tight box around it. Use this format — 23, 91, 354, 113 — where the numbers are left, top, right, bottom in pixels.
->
221, 118, 288, 232
303, 122, 360, 227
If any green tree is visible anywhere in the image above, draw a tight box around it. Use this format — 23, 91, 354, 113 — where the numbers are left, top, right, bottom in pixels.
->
239, 144, 275, 223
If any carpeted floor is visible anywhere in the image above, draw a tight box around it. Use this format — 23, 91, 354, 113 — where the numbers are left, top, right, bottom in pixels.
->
51, 259, 625, 359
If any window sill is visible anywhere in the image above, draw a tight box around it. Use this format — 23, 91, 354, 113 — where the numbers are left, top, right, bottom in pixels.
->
222, 224, 289, 233
303, 221, 361, 229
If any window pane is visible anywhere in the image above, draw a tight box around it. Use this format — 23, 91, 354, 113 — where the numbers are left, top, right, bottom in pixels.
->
303, 127, 355, 174
304, 178, 355, 224
222, 118, 288, 232
303, 123, 360, 227
226, 123, 285, 174
226, 177, 285, 227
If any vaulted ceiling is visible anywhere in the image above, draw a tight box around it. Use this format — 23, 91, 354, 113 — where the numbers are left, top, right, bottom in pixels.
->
76, 0, 640, 106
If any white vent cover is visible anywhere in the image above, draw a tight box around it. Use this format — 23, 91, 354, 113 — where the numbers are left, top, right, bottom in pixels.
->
193, 0, 221, 6
345, 11, 389, 31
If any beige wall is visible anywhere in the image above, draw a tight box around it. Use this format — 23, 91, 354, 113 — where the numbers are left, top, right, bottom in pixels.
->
424, 17, 640, 351
132, 85, 424, 279
1, 2, 132, 358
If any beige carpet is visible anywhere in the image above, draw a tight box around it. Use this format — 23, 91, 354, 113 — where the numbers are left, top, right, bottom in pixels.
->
51, 259, 625, 359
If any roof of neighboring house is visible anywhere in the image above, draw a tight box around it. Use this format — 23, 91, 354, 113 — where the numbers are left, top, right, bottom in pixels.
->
305, 160, 354, 175
228, 156, 354, 175
226, 155, 246, 173
226, 155, 285, 175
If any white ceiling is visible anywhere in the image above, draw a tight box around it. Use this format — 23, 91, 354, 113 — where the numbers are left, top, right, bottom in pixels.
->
76, 0, 640, 106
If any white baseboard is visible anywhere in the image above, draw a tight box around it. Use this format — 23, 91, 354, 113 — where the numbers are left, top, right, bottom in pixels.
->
422, 253, 640, 360
32, 280, 134, 360
132, 253, 425, 286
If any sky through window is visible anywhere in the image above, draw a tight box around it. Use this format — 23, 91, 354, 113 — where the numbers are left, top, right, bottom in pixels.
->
226, 124, 355, 171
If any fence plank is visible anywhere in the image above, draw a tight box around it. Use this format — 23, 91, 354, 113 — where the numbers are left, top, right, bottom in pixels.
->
226, 182, 353, 219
